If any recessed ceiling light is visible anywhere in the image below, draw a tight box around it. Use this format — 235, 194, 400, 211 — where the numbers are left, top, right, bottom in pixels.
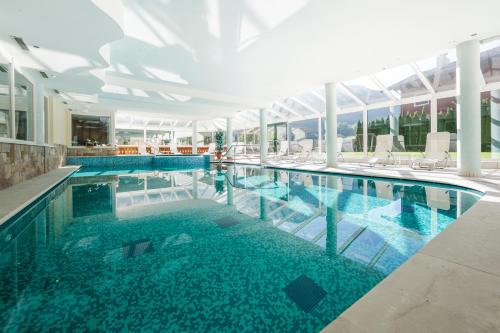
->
471, 33, 478, 37
33, 45, 40, 49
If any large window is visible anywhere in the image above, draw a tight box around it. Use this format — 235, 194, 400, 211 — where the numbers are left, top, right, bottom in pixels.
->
399, 101, 430, 152
337, 111, 363, 155
0, 64, 8, 138
437, 97, 457, 152
367, 108, 390, 152
71, 114, 110, 146
289, 118, 319, 152
14, 71, 33, 141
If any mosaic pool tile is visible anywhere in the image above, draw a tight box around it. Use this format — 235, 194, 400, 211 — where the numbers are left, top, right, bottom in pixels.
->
0, 165, 482, 332
283, 274, 327, 312
214, 216, 240, 228
123, 239, 153, 258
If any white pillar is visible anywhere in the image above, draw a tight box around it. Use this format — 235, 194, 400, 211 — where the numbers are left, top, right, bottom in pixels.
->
34, 83, 45, 144
389, 105, 400, 137
318, 117, 322, 154
192, 172, 198, 199
8, 62, 15, 139
325, 82, 338, 167
109, 111, 116, 147
363, 108, 368, 156
143, 128, 147, 143
491, 90, 500, 158
430, 97, 438, 133
259, 109, 268, 163
457, 39, 481, 177
192, 120, 198, 154
226, 117, 233, 159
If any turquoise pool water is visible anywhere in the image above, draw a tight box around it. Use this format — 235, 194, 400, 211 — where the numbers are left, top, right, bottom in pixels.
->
0, 165, 481, 332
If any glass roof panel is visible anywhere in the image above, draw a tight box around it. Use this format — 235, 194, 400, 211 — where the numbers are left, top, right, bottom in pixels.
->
283, 98, 314, 116
481, 38, 500, 84
298, 93, 324, 113
344, 77, 390, 104
416, 50, 456, 92
316, 87, 359, 109
374, 64, 428, 99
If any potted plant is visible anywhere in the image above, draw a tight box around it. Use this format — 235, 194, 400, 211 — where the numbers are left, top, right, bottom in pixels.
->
215, 130, 224, 160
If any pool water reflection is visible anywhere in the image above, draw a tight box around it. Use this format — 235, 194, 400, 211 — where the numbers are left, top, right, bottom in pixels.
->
0, 165, 481, 332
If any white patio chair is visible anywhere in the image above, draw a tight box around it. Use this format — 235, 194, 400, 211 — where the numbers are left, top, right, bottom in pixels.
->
138, 143, 148, 155
361, 134, 395, 167
293, 139, 314, 162
269, 140, 289, 160
410, 132, 450, 170
169, 142, 180, 155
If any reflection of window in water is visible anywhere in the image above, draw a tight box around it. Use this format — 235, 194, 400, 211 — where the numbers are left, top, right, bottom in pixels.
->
72, 183, 112, 217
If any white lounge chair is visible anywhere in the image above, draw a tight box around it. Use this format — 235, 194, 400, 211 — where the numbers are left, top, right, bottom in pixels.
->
293, 139, 313, 161
362, 134, 394, 167
169, 142, 180, 155
269, 140, 289, 160
410, 132, 450, 170
205, 143, 216, 154
138, 143, 148, 155
151, 143, 160, 155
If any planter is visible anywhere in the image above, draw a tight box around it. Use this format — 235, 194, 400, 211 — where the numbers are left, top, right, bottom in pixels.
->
215, 151, 222, 160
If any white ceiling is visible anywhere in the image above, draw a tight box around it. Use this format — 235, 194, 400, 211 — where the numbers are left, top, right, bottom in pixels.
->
1, 0, 500, 119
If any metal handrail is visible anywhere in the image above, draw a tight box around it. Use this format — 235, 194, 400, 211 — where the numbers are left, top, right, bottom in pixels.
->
217, 143, 260, 165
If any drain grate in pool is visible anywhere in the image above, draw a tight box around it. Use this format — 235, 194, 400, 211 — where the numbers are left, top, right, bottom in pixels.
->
214, 216, 239, 228
283, 274, 327, 313
123, 239, 153, 258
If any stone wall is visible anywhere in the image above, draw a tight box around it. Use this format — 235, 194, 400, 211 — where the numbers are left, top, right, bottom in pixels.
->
0, 143, 67, 190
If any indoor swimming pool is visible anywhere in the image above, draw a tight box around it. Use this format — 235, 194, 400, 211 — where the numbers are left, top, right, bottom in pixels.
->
0, 164, 482, 332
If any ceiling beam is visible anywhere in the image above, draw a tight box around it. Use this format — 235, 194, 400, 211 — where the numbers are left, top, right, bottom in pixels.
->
291, 97, 322, 115
311, 90, 325, 102
274, 101, 303, 118
410, 62, 436, 95
369, 75, 398, 102
339, 83, 367, 106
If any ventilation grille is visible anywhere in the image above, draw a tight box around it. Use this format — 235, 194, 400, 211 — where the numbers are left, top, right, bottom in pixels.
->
40, 71, 49, 79
53, 89, 60, 94
0, 65, 7, 73
10, 36, 29, 51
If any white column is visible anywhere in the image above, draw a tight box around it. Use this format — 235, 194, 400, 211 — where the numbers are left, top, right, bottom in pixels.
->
430, 97, 438, 133
259, 109, 268, 163
363, 108, 368, 156
491, 90, 500, 158
8, 62, 15, 139
226, 117, 233, 159
457, 39, 481, 177
109, 111, 116, 147
192, 120, 198, 154
325, 82, 338, 167
143, 128, 147, 143
389, 105, 400, 137
318, 117, 322, 154
34, 83, 45, 144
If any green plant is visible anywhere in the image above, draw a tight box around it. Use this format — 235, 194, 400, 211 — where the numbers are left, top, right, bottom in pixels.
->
215, 130, 224, 152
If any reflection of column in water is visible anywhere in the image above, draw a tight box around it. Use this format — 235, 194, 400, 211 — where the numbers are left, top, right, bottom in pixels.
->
227, 166, 233, 206
363, 179, 368, 221
192, 172, 198, 200
325, 176, 339, 257
112, 180, 117, 217
456, 191, 461, 219
431, 207, 438, 237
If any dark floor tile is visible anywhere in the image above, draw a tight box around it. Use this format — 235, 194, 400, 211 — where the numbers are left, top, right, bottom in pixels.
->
283, 274, 327, 313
